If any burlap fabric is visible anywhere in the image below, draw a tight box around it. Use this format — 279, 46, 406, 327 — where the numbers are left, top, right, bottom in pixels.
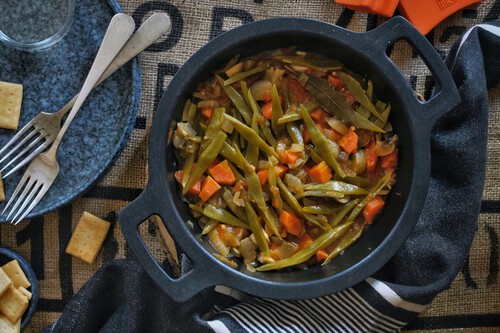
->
0, 0, 498, 332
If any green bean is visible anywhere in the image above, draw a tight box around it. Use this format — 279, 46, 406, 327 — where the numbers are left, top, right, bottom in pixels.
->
276, 176, 304, 217
336, 174, 373, 188
353, 111, 385, 133
304, 181, 368, 195
301, 105, 346, 178
329, 199, 359, 227
216, 75, 252, 124
286, 123, 304, 145
302, 204, 343, 215
246, 109, 259, 166
220, 142, 247, 170
202, 219, 219, 235
181, 152, 195, 188
221, 189, 248, 222
246, 169, 281, 238
277, 111, 301, 124
256, 223, 351, 271
305, 145, 323, 164
322, 221, 364, 265
337, 72, 383, 121
224, 114, 278, 158
181, 99, 192, 122
299, 190, 344, 199
203, 204, 249, 229
271, 84, 285, 137
346, 171, 393, 223
188, 203, 204, 214
303, 213, 331, 230
259, 123, 277, 148
183, 131, 227, 194
223, 64, 267, 86
268, 163, 284, 213
199, 107, 225, 155
366, 80, 373, 101
244, 201, 270, 256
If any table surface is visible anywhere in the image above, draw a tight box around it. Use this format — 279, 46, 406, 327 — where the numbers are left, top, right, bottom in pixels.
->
0, 0, 499, 332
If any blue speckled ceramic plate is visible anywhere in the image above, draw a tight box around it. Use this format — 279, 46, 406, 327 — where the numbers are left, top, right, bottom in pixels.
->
0, 0, 141, 222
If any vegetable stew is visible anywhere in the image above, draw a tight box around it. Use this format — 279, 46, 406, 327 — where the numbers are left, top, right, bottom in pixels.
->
172, 48, 398, 271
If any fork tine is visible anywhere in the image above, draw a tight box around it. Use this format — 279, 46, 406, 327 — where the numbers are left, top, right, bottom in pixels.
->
12, 182, 51, 225
0, 118, 38, 157
0, 127, 39, 164
1, 140, 50, 178
1, 171, 31, 216
4, 174, 35, 220
10, 180, 43, 224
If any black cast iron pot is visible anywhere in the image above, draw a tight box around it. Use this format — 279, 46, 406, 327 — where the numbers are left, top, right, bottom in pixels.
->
119, 17, 460, 303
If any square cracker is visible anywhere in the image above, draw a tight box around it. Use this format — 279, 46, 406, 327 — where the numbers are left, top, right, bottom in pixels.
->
0, 314, 20, 333
65, 211, 111, 264
0, 81, 23, 130
0, 270, 11, 298
1, 261, 30, 289
2, 259, 31, 288
0, 286, 28, 324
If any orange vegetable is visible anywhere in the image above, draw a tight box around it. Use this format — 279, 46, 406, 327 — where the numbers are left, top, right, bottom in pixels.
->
363, 195, 385, 224
279, 210, 302, 236
322, 127, 342, 142
315, 249, 329, 262
257, 169, 269, 186
280, 150, 302, 165
380, 150, 398, 170
208, 160, 236, 185
269, 243, 282, 261
261, 101, 273, 120
308, 161, 333, 184
201, 107, 214, 119
199, 176, 221, 201
328, 75, 343, 89
274, 164, 288, 178
338, 129, 358, 154
297, 232, 313, 249
310, 108, 327, 123
366, 141, 378, 174
174, 170, 201, 195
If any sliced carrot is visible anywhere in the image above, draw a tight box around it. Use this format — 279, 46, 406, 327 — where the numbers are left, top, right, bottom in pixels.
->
261, 101, 273, 120
208, 160, 236, 185
328, 75, 343, 89
279, 210, 303, 236
338, 129, 358, 154
310, 108, 327, 123
297, 232, 313, 249
199, 176, 221, 201
316, 249, 329, 262
201, 107, 214, 119
257, 169, 269, 186
308, 161, 333, 184
280, 150, 302, 165
366, 141, 378, 174
380, 150, 398, 170
322, 127, 342, 142
274, 164, 288, 178
363, 195, 385, 224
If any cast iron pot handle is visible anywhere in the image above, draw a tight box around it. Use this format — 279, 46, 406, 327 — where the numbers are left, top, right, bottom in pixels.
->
366, 16, 460, 129
119, 185, 216, 302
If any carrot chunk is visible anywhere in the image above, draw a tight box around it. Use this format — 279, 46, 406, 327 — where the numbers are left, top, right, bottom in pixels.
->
315, 249, 329, 262
308, 161, 333, 184
280, 150, 302, 165
261, 101, 273, 120
208, 160, 236, 185
279, 210, 302, 236
362, 196, 385, 224
338, 128, 358, 154
297, 232, 313, 249
199, 176, 221, 201
274, 164, 288, 178
174, 170, 200, 195
380, 150, 398, 170
201, 107, 214, 119
257, 169, 269, 186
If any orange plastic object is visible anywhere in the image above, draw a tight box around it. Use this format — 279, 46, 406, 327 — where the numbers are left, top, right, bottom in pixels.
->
398, 0, 482, 35
335, 0, 399, 17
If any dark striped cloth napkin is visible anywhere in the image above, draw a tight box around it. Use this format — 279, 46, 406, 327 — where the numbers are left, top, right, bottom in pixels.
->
44, 21, 500, 333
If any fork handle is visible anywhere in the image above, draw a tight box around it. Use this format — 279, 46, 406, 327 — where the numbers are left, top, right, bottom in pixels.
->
53, 13, 171, 119
47, 14, 135, 157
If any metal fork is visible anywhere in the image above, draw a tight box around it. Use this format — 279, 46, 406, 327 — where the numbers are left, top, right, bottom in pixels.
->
2, 13, 136, 224
0, 12, 171, 178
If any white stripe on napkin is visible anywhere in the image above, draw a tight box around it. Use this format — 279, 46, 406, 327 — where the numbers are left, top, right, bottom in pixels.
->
452, 23, 500, 68
366, 277, 429, 313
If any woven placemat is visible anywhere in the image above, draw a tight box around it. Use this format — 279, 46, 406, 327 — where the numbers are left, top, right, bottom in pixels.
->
0, 0, 498, 331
